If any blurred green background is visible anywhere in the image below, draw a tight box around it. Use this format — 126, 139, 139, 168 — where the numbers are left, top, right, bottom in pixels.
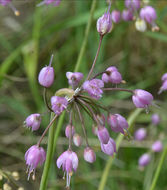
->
1, 0, 167, 189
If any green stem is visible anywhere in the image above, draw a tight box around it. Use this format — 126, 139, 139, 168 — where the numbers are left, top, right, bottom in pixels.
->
39, 1, 97, 189
39, 113, 57, 190
149, 146, 167, 190
98, 108, 143, 190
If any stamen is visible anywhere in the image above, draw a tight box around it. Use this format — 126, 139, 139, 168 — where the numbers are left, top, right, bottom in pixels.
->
8, 3, 20, 16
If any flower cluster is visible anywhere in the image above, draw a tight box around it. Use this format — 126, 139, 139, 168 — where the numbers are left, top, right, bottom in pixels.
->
134, 113, 163, 168
22, 2, 159, 188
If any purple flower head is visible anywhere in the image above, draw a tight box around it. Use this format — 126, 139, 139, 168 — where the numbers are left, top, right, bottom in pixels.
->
65, 125, 75, 138
122, 9, 134, 21
151, 114, 160, 126
111, 10, 121, 23
97, 126, 110, 144
73, 134, 82, 147
97, 11, 112, 36
57, 150, 78, 187
101, 138, 117, 156
159, 80, 167, 94
38, 61, 54, 88
138, 153, 151, 167
25, 145, 46, 180
134, 128, 147, 141
0, 0, 11, 6
102, 66, 122, 84
140, 6, 157, 24
66, 72, 83, 87
83, 79, 104, 100
51, 96, 68, 115
125, 0, 140, 11
25, 113, 41, 131
151, 140, 163, 152
161, 73, 167, 82
132, 89, 153, 108
84, 147, 96, 163
107, 114, 129, 134
44, 0, 61, 6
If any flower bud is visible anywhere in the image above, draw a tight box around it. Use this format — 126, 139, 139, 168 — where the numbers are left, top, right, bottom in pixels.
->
125, 0, 140, 11
107, 114, 128, 134
138, 153, 151, 167
151, 140, 163, 152
97, 126, 110, 144
101, 138, 116, 156
66, 72, 83, 87
25, 113, 41, 131
111, 10, 121, 23
140, 6, 157, 24
51, 96, 68, 115
135, 19, 147, 32
158, 80, 167, 94
122, 9, 134, 21
151, 114, 160, 126
73, 133, 82, 147
25, 145, 46, 180
65, 125, 75, 138
161, 73, 167, 82
134, 128, 147, 141
38, 55, 54, 88
132, 89, 153, 108
84, 147, 96, 163
97, 12, 112, 36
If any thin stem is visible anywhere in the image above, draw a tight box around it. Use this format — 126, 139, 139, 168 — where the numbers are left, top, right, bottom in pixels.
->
37, 114, 58, 146
103, 88, 134, 94
49, 54, 54, 66
91, 71, 107, 80
86, 35, 103, 80
43, 88, 53, 112
68, 109, 73, 150
149, 146, 167, 190
75, 102, 89, 147
77, 97, 100, 125
74, 0, 97, 72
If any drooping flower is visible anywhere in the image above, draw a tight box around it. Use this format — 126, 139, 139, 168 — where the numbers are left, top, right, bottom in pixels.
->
84, 147, 96, 163
97, 11, 112, 36
135, 19, 147, 32
25, 145, 46, 180
134, 128, 147, 141
57, 150, 78, 187
125, 0, 140, 11
151, 114, 160, 126
138, 153, 151, 167
122, 9, 134, 21
107, 114, 129, 134
25, 114, 41, 131
132, 89, 153, 108
51, 96, 68, 115
111, 10, 121, 23
83, 79, 104, 100
101, 138, 117, 156
102, 66, 122, 84
97, 126, 110, 144
65, 125, 75, 138
66, 72, 83, 87
151, 140, 163, 152
38, 59, 55, 88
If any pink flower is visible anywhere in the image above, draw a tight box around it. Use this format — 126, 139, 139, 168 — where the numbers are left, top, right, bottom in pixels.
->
84, 147, 96, 163
51, 96, 68, 115
101, 138, 116, 156
25, 113, 41, 131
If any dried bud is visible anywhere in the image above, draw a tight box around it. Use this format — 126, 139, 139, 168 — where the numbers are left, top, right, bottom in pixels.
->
84, 147, 96, 163
73, 133, 82, 147
65, 125, 75, 138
